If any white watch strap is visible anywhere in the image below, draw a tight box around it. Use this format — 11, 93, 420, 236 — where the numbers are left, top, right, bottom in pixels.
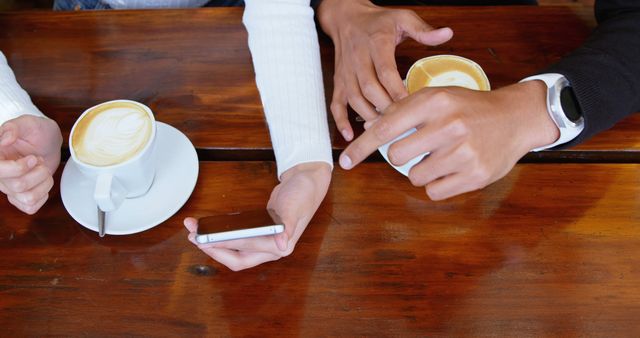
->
520, 73, 584, 151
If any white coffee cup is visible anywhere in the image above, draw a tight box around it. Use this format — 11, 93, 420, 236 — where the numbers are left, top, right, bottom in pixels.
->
378, 55, 491, 176
69, 100, 157, 212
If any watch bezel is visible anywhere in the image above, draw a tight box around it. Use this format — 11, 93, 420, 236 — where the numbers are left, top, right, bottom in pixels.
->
520, 73, 585, 152
548, 76, 584, 129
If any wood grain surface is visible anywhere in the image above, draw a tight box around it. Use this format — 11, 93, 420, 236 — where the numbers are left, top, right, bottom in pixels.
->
1, 6, 639, 337
1, 6, 636, 159
1, 161, 640, 336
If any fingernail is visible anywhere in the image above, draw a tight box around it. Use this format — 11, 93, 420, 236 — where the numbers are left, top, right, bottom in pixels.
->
26, 156, 37, 168
20, 195, 32, 205
339, 154, 352, 170
341, 129, 353, 141
438, 27, 453, 35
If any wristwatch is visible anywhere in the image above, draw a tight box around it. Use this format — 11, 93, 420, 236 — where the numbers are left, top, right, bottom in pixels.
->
520, 73, 585, 151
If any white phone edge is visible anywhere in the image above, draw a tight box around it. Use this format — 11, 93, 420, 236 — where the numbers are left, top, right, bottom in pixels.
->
195, 224, 285, 244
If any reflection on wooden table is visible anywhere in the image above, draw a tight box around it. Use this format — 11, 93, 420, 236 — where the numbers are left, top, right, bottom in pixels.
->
1, 162, 640, 335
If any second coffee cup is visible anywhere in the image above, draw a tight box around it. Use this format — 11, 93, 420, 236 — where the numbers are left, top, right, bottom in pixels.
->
378, 55, 491, 177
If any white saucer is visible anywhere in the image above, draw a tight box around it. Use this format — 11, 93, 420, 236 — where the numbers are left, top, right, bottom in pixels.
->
61, 122, 199, 235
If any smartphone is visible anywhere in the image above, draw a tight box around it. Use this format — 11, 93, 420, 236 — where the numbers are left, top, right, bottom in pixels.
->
195, 210, 285, 244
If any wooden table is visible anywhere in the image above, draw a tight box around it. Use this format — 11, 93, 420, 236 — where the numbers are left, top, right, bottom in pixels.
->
3, 162, 640, 336
1, 6, 640, 336
1, 6, 638, 160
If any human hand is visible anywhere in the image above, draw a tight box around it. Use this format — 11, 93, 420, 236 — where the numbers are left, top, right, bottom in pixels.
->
0, 115, 62, 214
184, 162, 331, 271
318, 0, 453, 141
339, 81, 560, 200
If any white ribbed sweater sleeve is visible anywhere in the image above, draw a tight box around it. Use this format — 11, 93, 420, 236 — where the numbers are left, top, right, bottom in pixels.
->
243, 0, 333, 179
0, 51, 44, 126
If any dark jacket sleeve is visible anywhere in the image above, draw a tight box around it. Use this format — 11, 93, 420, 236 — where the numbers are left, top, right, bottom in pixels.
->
544, 0, 640, 147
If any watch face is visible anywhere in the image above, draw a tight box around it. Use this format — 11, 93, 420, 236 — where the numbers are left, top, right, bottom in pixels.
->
560, 86, 582, 123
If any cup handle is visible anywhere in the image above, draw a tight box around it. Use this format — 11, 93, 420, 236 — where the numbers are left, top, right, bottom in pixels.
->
94, 173, 127, 212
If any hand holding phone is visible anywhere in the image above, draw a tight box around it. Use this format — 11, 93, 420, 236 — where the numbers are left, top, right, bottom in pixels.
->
195, 210, 285, 244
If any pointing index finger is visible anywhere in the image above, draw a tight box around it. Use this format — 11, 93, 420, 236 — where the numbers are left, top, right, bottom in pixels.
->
339, 95, 427, 170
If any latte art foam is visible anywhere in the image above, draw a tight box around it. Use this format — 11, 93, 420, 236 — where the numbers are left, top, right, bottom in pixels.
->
427, 70, 481, 90
406, 55, 490, 94
72, 102, 153, 167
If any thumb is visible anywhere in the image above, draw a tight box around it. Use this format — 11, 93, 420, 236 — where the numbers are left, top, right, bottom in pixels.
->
399, 12, 453, 46
267, 206, 293, 252
0, 122, 18, 147
274, 231, 289, 252
183, 217, 199, 233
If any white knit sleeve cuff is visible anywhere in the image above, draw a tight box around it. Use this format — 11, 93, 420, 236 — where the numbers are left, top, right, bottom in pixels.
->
244, 0, 333, 179
0, 51, 45, 126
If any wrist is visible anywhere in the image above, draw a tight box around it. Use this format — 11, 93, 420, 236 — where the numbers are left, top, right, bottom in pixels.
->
318, 0, 372, 37
281, 161, 332, 182
498, 81, 560, 154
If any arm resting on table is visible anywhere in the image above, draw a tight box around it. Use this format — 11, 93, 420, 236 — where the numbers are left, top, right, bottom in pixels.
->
243, 0, 333, 179
0, 52, 45, 126
544, 0, 640, 147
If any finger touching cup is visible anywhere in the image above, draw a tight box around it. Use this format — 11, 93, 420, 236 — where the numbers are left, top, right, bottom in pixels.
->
378, 55, 491, 176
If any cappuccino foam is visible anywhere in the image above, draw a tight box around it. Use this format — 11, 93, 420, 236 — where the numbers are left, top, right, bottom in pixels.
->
72, 102, 153, 167
407, 55, 490, 94
428, 70, 481, 90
